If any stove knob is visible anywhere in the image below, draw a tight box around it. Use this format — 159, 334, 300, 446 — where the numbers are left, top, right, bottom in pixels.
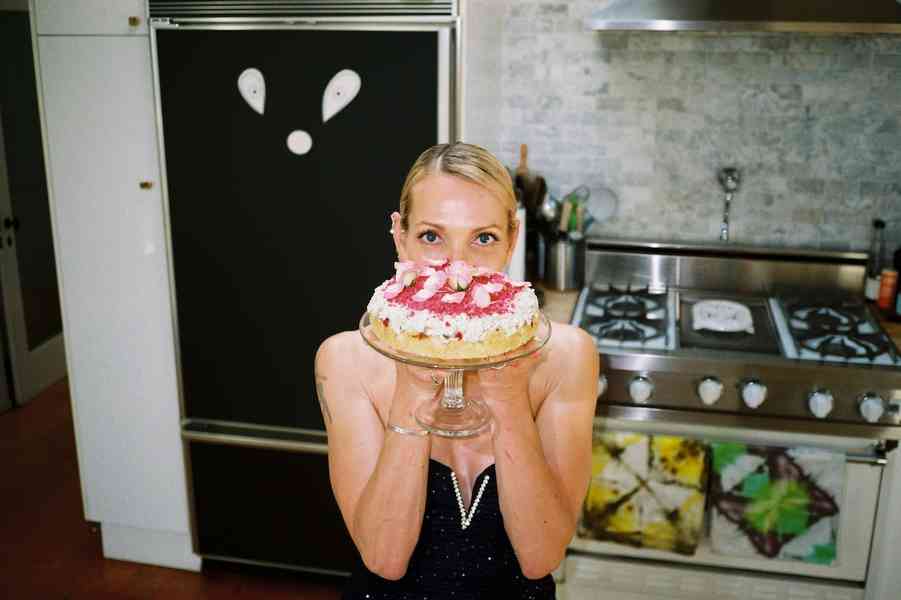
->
808, 390, 834, 419
741, 380, 767, 409
698, 377, 724, 406
859, 393, 886, 423
598, 374, 608, 398
629, 376, 654, 403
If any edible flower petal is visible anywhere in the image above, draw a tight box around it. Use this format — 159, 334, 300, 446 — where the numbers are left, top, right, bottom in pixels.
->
383, 282, 404, 299
412, 287, 436, 302
482, 282, 503, 294
441, 292, 465, 304
447, 260, 474, 291
473, 285, 492, 308
394, 261, 419, 287
424, 270, 449, 291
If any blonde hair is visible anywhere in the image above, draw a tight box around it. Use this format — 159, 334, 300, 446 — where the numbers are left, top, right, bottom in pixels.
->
398, 142, 517, 233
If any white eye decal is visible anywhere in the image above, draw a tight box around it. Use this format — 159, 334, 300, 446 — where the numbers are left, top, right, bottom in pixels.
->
286, 130, 313, 155
237, 68, 266, 115
322, 69, 361, 123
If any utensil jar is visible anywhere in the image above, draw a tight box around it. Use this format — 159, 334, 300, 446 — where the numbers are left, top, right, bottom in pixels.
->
544, 236, 585, 291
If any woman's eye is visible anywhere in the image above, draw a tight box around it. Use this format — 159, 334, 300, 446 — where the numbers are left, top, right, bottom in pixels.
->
475, 232, 498, 245
419, 230, 440, 244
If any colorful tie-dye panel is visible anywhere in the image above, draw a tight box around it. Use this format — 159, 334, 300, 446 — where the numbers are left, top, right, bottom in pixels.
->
579, 432, 708, 555
709, 443, 843, 565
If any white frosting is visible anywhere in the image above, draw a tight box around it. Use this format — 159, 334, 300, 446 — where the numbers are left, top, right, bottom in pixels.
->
367, 282, 539, 343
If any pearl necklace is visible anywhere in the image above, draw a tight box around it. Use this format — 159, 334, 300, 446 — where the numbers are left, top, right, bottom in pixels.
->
450, 471, 490, 530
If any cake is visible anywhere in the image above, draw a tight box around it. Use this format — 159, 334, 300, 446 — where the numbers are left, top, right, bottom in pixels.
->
366, 259, 540, 359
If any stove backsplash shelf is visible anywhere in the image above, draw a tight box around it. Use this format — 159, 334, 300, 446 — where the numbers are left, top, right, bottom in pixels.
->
585, 239, 867, 298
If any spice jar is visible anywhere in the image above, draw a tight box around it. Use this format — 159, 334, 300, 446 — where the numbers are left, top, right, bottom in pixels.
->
878, 268, 898, 311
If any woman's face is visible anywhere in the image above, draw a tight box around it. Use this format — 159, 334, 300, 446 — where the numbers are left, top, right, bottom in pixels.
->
392, 173, 517, 271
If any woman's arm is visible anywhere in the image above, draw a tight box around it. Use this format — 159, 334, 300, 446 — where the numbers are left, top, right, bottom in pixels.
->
479, 325, 599, 579
316, 332, 437, 580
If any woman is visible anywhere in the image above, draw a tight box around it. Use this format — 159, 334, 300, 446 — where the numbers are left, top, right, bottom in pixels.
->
315, 142, 599, 599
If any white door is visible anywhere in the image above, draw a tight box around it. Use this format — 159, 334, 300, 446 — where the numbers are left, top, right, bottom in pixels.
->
0, 8, 65, 408
37, 33, 191, 534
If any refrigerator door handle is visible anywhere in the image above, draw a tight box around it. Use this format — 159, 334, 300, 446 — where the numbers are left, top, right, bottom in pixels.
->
182, 419, 328, 455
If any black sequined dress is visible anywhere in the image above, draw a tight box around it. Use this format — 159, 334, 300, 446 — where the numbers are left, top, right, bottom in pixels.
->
342, 459, 556, 599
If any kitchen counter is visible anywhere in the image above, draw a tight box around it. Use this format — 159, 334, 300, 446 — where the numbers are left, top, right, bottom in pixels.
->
537, 284, 580, 325
877, 312, 901, 348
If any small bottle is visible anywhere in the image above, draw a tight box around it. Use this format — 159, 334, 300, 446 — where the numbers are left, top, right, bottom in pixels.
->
878, 269, 898, 311
892, 248, 901, 321
865, 219, 886, 301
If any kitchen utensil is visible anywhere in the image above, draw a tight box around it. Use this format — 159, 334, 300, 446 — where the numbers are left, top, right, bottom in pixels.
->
585, 185, 618, 226
544, 235, 585, 291
558, 200, 573, 234
514, 144, 540, 216
564, 184, 591, 206
540, 191, 559, 223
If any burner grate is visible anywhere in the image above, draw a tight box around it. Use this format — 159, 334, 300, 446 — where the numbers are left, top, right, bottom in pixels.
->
797, 332, 890, 362
581, 284, 670, 348
586, 317, 664, 344
785, 300, 896, 363
788, 304, 861, 333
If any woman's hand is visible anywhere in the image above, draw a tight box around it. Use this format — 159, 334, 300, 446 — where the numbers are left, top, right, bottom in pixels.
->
477, 349, 546, 417
390, 362, 445, 426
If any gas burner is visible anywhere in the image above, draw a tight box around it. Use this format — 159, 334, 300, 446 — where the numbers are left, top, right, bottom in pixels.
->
585, 317, 664, 344
788, 304, 861, 333
797, 332, 891, 362
588, 284, 666, 319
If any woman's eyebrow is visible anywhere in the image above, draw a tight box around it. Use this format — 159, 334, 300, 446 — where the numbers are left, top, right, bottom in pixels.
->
473, 224, 503, 232
415, 221, 503, 231
416, 221, 446, 230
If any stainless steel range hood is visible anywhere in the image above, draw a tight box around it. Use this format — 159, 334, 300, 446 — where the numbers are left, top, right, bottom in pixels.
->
587, 0, 901, 33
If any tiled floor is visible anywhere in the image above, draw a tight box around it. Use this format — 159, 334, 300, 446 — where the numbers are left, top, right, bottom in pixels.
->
0, 379, 345, 599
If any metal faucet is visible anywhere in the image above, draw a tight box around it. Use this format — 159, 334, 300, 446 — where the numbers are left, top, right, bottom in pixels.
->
718, 168, 740, 242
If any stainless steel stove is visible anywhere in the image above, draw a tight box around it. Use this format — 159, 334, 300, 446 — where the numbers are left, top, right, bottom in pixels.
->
564, 241, 901, 600
571, 242, 901, 440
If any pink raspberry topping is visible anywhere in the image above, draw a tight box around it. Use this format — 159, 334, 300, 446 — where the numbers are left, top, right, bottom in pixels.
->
380, 260, 529, 317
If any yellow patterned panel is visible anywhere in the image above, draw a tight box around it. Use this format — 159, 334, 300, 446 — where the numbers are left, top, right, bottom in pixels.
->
652, 436, 706, 486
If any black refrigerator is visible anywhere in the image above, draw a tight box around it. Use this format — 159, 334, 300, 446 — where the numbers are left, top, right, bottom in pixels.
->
151, 8, 455, 574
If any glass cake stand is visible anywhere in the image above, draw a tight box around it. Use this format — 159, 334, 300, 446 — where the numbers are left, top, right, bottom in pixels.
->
359, 312, 551, 438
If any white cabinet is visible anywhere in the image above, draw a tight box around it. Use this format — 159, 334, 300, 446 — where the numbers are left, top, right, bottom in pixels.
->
36, 32, 198, 570
34, 0, 148, 35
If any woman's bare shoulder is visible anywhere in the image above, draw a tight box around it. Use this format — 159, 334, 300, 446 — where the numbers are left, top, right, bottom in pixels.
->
316, 330, 384, 376
545, 322, 597, 365
533, 322, 599, 401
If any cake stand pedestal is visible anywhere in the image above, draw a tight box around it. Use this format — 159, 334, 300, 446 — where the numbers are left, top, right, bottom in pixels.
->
359, 312, 551, 439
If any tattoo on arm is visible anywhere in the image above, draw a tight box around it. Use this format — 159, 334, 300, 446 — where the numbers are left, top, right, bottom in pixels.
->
315, 372, 332, 426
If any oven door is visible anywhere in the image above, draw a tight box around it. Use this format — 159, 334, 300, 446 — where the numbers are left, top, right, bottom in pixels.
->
563, 417, 883, 598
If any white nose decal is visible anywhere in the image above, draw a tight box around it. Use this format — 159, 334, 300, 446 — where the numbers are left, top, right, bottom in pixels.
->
322, 69, 361, 123
286, 130, 313, 155
238, 68, 266, 115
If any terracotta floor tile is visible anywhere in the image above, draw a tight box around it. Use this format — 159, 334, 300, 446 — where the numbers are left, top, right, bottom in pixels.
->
1, 379, 345, 599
